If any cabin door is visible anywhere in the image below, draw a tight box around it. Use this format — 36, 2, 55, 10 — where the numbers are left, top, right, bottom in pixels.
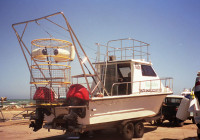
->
117, 63, 131, 95
102, 63, 132, 96
102, 64, 118, 95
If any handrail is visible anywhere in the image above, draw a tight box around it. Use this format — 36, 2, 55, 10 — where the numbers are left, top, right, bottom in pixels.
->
95, 39, 150, 63
111, 77, 173, 96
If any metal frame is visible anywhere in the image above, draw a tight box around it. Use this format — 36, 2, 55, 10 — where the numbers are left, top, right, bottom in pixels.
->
96, 38, 150, 63
12, 12, 108, 99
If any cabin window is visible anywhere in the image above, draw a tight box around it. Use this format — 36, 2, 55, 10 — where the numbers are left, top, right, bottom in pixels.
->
101, 64, 118, 94
165, 98, 182, 104
117, 63, 131, 82
141, 65, 156, 77
119, 67, 131, 78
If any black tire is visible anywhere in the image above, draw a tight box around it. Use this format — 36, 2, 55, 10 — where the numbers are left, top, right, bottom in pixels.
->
192, 117, 195, 124
155, 119, 163, 125
80, 131, 94, 138
198, 133, 200, 139
175, 119, 184, 127
122, 122, 134, 140
177, 121, 184, 127
134, 121, 144, 138
80, 131, 89, 138
198, 129, 200, 139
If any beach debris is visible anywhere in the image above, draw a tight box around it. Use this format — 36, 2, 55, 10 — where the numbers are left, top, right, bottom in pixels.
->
0, 97, 7, 101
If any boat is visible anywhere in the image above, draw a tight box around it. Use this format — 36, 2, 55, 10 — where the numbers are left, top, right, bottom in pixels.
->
12, 12, 173, 139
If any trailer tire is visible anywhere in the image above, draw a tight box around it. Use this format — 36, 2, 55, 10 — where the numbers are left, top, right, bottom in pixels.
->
155, 119, 163, 125
122, 122, 134, 140
80, 131, 89, 138
192, 117, 195, 124
175, 119, 184, 127
134, 121, 144, 138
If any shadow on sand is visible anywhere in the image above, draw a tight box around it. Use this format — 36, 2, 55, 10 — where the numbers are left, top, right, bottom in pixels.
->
160, 137, 197, 140
34, 129, 122, 140
35, 126, 158, 140
150, 121, 193, 128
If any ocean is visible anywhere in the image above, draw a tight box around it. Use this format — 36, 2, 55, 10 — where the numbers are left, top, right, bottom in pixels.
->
1, 99, 31, 106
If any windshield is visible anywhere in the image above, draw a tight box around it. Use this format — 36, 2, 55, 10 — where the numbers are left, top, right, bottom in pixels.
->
165, 98, 182, 104
119, 67, 131, 78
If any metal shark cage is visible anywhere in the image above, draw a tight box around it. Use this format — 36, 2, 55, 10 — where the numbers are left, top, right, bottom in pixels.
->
12, 12, 107, 105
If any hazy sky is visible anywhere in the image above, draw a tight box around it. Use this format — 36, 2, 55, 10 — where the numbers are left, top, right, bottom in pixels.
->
0, 0, 200, 99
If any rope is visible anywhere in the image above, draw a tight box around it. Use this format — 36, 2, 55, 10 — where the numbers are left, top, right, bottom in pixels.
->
35, 21, 53, 38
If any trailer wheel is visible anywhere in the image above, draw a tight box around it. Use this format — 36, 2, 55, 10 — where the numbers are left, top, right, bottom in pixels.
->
155, 119, 163, 125
192, 117, 195, 124
134, 121, 144, 138
175, 119, 184, 127
197, 128, 200, 139
122, 122, 134, 140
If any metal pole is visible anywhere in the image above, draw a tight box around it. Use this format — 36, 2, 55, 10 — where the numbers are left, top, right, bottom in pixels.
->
61, 13, 109, 96
12, 12, 62, 26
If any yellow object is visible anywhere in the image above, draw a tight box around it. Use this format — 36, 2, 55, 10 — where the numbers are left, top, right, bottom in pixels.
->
191, 90, 195, 99
30, 81, 71, 85
31, 38, 72, 48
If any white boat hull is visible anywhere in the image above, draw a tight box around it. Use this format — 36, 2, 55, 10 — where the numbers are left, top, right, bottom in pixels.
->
78, 92, 170, 125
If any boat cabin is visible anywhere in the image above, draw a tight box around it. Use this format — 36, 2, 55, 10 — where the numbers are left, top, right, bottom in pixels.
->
91, 38, 171, 97
93, 59, 163, 96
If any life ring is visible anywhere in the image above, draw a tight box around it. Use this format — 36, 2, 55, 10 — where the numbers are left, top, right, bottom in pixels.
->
70, 45, 75, 61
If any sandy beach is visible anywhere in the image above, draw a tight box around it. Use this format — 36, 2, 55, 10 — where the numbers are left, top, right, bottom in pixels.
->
0, 109, 198, 140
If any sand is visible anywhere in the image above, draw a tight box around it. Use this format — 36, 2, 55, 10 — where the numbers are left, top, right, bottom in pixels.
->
0, 110, 198, 140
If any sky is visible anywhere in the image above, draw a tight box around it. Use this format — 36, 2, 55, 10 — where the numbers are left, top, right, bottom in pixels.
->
0, 0, 200, 99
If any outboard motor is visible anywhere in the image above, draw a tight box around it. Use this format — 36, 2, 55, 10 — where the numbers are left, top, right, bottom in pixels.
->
29, 87, 53, 131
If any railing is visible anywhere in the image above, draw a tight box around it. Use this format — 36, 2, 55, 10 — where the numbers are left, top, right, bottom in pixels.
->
110, 78, 173, 96
95, 38, 150, 63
